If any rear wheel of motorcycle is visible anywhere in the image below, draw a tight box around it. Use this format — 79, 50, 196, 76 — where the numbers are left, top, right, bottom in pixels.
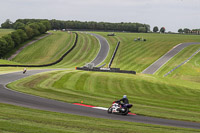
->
107, 107, 112, 114
122, 108, 129, 115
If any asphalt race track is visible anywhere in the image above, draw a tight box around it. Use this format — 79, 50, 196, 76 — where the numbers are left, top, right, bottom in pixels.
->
88, 33, 109, 66
0, 70, 200, 129
142, 42, 200, 74
0, 35, 200, 129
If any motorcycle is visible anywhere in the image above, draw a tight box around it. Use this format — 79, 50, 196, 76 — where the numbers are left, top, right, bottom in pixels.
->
107, 101, 132, 115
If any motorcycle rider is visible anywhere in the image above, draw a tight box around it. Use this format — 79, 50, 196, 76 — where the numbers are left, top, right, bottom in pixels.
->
117, 95, 130, 112
118, 95, 129, 105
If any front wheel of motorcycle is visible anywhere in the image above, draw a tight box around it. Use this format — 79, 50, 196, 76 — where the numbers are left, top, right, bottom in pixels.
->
107, 107, 112, 114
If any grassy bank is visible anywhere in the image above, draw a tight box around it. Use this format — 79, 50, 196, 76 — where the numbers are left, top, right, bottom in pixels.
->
12, 31, 75, 65
155, 44, 200, 83
97, 32, 200, 72
7, 70, 200, 122
53, 32, 100, 68
0, 103, 199, 133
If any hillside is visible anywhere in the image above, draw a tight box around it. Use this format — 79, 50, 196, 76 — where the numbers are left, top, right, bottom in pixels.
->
155, 44, 200, 80
7, 70, 200, 122
2, 31, 200, 129
53, 32, 100, 68
97, 32, 200, 73
12, 31, 75, 65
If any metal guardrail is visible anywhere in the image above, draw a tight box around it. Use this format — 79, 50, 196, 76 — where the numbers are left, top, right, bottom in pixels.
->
0, 32, 78, 67
76, 67, 136, 74
108, 41, 120, 68
164, 48, 200, 77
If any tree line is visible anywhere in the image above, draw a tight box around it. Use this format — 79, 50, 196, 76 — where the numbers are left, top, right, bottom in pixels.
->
0, 19, 51, 58
153, 26, 166, 33
178, 28, 200, 34
2, 19, 150, 33
49, 19, 150, 33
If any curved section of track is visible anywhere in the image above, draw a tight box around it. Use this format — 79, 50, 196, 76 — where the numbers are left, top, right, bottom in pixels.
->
88, 33, 109, 66
142, 42, 200, 74
0, 70, 200, 129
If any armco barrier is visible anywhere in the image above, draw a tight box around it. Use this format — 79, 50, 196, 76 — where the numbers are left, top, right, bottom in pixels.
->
76, 67, 136, 74
0, 32, 78, 67
164, 48, 200, 77
108, 41, 120, 68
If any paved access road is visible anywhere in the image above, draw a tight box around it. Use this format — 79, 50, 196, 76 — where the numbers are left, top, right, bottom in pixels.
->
142, 42, 200, 74
0, 70, 200, 129
88, 33, 109, 66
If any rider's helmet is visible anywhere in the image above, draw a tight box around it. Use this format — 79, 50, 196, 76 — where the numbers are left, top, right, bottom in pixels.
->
123, 95, 127, 98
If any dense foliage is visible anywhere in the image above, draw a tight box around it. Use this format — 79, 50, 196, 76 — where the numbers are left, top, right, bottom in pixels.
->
178, 28, 200, 34
153, 26, 159, 32
160, 27, 165, 33
0, 20, 51, 58
10, 19, 150, 32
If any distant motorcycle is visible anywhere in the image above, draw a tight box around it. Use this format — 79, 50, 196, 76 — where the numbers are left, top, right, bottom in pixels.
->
23, 68, 27, 74
107, 101, 132, 115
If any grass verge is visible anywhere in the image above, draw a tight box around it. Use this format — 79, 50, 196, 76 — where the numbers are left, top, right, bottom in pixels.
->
0, 103, 199, 133
7, 70, 200, 122
12, 31, 75, 65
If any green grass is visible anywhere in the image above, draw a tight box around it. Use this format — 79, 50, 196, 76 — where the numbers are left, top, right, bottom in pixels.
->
3, 33, 49, 59
0, 59, 20, 65
172, 51, 200, 82
97, 32, 200, 72
0, 29, 14, 37
7, 70, 200, 122
3, 31, 200, 131
155, 44, 200, 82
0, 31, 100, 73
12, 31, 75, 65
53, 32, 100, 68
10, 31, 100, 68
0, 103, 199, 133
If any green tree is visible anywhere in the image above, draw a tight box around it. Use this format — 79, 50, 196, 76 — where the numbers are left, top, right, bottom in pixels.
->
1, 19, 13, 29
38, 23, 46, 34
2, 34, 14, 50
51, 19, 60, 29
138, 27, 147, 33
13, 22, 25, 30
11, 31, 21, 47
153, 26, 159, 32
178, 28, 183, 34
0, 38, 8, 57
41, 21, 51, 31
17, 29, 28, 42
183, 28, 190, 34
25, 26, 34, 39
145, 25, 150, 32
160, 27, 165, 33
28, 23, 40, 36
